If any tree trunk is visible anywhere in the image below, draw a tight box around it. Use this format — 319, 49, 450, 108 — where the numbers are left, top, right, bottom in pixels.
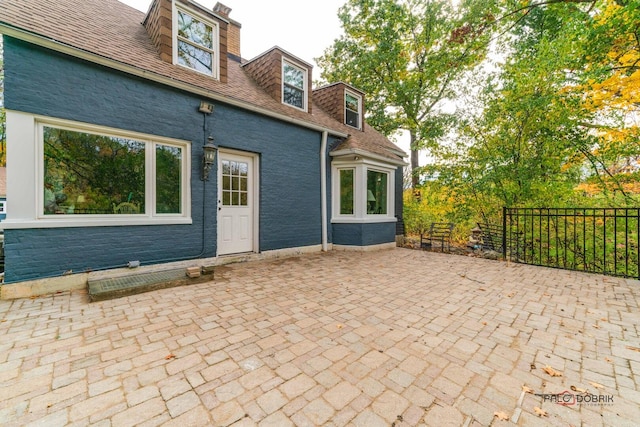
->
410, 130, 419, 189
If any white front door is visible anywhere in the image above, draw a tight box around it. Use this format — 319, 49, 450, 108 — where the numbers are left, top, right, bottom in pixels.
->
218, 152, 255, 255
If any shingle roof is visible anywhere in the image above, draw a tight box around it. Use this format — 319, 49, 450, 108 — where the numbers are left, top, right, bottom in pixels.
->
0, 0, 406, 163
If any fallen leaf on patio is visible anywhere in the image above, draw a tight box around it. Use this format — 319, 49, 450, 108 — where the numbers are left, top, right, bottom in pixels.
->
542, 365, 562, 377
530, 364, 536, 370
165, 354, 176, 360
479, 288, 486, 291
336, 324, 344, 329
626, 346, 640, 352
592, 324, 600, 329
507, 292, 515, 298
570, 385, 588, 393
600, 317, 607, 321
482, 321, 487, 325
534, 407, 547, 417
494, 411, 509, 421
226, 288, 231, 292
522, 385, 534, 394
543, 292, 550, 297
589, 381, 605, 389
605, 357, 612, 363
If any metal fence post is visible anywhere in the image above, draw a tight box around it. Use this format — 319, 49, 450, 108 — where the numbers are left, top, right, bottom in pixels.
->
502, 206, 507, 260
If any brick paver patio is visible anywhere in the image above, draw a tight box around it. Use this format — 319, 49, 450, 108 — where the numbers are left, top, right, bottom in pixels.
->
1, 248, 639, 426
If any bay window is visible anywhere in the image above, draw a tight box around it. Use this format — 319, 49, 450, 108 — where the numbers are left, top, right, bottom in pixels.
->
332, 159, 395, 222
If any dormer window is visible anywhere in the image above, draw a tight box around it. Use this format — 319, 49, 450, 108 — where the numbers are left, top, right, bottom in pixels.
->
282, 59, 307, 111
345, 90, 362, 130
175, 7, 219, 78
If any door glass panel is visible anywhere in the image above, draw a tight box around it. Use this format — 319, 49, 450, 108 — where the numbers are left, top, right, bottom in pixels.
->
221, 158, 249, 206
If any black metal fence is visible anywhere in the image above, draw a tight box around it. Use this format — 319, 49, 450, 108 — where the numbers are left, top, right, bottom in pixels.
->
503, 207, 640, 279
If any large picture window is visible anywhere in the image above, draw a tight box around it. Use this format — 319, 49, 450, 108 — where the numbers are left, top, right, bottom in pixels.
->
282, 60, 307, 110
176, 8, 218, 77
41, 123, 187, 218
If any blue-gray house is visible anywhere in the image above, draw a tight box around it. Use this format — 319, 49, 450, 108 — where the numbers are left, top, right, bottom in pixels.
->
0, 0, 406, 284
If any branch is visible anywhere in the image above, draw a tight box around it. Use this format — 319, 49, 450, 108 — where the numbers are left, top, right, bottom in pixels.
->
498, 0, 596, 23
577, 144, 631, 199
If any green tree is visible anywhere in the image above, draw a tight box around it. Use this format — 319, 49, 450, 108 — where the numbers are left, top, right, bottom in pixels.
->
428, 0, 640, 220
316, 0, 496, 188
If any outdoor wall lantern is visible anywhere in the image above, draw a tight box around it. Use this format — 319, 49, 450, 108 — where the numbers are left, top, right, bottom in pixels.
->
202, 136, 217, 181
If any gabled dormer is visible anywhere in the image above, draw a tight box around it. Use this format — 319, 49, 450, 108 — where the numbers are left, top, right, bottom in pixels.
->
143, 0, 242, 83
313, 83, 365, 131
243, 48, 313, 113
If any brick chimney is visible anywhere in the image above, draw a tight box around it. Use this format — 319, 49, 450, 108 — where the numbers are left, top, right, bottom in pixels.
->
214, 2, 241, 58
213, 2, 231, 16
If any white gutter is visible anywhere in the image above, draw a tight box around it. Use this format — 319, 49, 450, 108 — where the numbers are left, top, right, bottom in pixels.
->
320, 131, 329, 252
0, 24, 348, 139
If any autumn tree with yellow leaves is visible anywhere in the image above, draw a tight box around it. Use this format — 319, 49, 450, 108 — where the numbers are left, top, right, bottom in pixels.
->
427, 0, 640, 225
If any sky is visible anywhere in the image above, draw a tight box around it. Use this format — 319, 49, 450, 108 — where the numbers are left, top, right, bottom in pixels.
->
119, 0, 345, 80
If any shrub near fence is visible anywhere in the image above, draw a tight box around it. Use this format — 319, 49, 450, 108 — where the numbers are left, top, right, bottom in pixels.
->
504, 207, 640, 280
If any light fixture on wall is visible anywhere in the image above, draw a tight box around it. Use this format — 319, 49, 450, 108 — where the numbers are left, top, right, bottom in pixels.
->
199, 101, 214, 114
202, 136, 217, 181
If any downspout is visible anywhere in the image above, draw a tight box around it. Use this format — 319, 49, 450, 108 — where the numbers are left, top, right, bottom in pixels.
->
321, 131, 328, 252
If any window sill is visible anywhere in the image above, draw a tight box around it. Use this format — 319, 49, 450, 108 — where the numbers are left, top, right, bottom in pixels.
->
1, 217, 193, 229
331, 216, 397, 224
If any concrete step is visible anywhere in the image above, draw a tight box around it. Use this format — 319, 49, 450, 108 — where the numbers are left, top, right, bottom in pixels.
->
88, 267, 214, 302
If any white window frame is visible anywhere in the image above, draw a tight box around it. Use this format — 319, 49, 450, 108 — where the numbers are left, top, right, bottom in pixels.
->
345, 90, 362, 130
3, 111, 192, 229
173, 4, 220, 79
331, 158, 396, 223
337, 167, 356, 217
281, 58, 308, 112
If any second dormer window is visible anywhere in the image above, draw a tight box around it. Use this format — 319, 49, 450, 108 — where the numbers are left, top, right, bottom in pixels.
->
176, 8, 218, 78
282, 60, 307, 110
345, 91, 362, 129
